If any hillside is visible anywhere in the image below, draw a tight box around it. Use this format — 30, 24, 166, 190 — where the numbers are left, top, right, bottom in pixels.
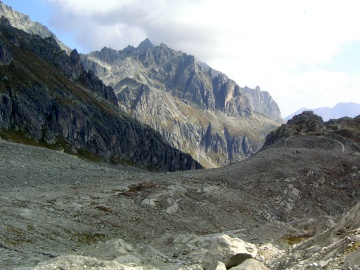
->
0, 112, 359, 269
0, 17, 200, 171
81, 41, 282, 168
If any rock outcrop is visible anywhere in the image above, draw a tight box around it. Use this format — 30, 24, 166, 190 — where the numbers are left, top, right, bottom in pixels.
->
202, 234, 257, 270
243, 86, 282, 122
81, 40, 282, 167
0, 18, 200, 171
263, 111, 360, 153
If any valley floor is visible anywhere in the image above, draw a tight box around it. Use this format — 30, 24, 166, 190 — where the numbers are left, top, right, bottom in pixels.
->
0, 138, 359, 269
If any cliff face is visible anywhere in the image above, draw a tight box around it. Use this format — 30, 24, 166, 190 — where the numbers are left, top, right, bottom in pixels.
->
82, 40, 282, 167
0, 18, 200, 171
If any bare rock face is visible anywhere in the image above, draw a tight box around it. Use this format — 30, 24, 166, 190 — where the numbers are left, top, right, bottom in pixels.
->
0, 1, 71, 53
0, 38, 12, 65
82, 40, 282, 167
0, 19, 200, 171
243, 86, 282, 122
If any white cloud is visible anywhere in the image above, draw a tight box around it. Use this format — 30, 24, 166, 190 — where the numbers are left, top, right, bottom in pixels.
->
44, 0, 360, 117
260, 70, 360, 116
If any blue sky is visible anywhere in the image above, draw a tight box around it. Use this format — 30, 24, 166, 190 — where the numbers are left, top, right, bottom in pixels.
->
4, 0, 50, 24
2, 0, 360, 117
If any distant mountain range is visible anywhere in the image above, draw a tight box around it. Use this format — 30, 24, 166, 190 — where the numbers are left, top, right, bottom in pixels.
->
284, 102, 360, 122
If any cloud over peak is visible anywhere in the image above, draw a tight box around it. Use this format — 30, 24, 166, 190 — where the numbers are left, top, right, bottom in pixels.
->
42, 0, 360, 116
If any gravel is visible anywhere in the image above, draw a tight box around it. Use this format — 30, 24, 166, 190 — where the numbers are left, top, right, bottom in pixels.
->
0, 137, 359, 269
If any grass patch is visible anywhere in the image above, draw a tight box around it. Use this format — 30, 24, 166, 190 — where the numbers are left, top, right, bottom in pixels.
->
77, 148, 102, 162
0, 129, 41, 147
0, 128, 69, 152
75, 232, 107, 245
346, 241, 360, 253
0, 128, 104, 163
94, 205, 112, 213
282, 235, 312, 246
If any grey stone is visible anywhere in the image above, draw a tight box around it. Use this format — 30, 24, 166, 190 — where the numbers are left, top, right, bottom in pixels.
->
230, 258, 270, 270
342, 248, 360, 269
202, 235, 257, 270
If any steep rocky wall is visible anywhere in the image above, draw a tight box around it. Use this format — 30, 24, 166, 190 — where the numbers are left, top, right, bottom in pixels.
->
0, 19, 200, 171
243, 86, 283, 122
82, 40, 281, 167
0, 41, 12, 65
0, 87, 198, 171
116, 82, 272, 167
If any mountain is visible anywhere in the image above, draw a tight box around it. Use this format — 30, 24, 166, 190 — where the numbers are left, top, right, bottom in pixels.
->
284, 102, 360, 122
81, 40, 282, 167
0, 0, 282, 168
0, 17, 201, 171
0, 1, 71, 54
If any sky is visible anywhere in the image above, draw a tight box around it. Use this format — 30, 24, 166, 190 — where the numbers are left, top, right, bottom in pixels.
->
2, 0, 360, 117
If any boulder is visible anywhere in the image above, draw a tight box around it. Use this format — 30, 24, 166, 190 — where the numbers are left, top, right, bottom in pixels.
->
230, 258, 270, 270
342, 249, 360, 270
214, 261, 227, 270
202, 235, 257, 270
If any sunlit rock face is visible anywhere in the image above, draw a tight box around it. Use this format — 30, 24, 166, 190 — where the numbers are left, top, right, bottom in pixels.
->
82, 39, 282, 167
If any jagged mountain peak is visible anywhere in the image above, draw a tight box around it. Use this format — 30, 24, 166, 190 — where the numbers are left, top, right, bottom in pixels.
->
159, 42, 169, 48
137, 38, 154, 51
82, 39, 282, 167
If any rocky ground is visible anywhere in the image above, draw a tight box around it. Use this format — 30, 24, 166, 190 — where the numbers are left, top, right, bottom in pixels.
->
1, 115, 360, 270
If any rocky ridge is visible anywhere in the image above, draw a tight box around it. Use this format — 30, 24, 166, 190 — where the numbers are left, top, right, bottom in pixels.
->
0, 112, 359, 269
81, 40, 282, 167
0, 17, 200, 171
0, 1, 71, 54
